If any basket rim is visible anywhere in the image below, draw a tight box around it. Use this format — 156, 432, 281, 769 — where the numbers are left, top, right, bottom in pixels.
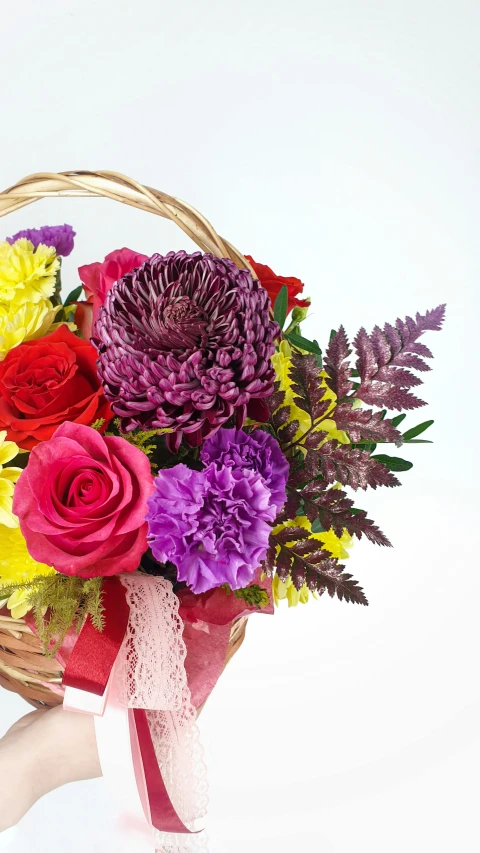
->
0, 169, 255, 276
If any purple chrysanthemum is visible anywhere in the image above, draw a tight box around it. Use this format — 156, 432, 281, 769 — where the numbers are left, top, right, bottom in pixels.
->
93, 251, 279, 450
6, 224, 76, 257
146, 462, 275, 594
201, 428, 288, 514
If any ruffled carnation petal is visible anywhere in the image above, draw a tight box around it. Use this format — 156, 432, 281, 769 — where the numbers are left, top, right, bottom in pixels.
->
147, 461, 275, 594
201, 428, 288, 513
7, 225, 76, 258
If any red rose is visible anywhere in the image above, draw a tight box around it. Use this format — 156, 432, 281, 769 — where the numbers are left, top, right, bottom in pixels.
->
76, 247, 148, 339
245, 255, 310, 315
0, 326, 112, 450
13, 422, 154, 578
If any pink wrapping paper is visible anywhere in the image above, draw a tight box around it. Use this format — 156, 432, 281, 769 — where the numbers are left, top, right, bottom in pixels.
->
26, 572, 274, 705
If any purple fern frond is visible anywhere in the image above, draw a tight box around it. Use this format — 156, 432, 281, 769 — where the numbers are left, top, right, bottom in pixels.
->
353, 305, 445, 411
324, 326, 354, 398
333, 404, 403, 445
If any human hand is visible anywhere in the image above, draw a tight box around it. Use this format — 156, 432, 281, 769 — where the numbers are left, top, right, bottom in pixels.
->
0, 705, 101, 833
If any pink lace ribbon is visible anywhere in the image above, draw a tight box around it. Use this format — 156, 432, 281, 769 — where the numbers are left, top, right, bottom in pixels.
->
63, 575, 208, 853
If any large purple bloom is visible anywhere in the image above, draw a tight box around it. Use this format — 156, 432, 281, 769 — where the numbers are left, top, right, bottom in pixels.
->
201, 428, 288, 514
146, 462, 275, 593
93, 251, 279, 450
7, 224, 76, 257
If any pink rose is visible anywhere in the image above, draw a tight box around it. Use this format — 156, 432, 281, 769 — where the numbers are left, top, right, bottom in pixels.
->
76, 248, 148, 339
13, 422, 154, 578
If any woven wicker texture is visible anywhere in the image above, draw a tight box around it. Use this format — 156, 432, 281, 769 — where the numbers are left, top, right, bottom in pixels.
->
0, 170, 252, 708
0, 610, 247, 710
0, 170, 253, 272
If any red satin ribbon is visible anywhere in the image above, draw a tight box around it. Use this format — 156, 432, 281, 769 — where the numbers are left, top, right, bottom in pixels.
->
63, 576, 130, 696
134, 708, 195, 835
63, 577, 194, 836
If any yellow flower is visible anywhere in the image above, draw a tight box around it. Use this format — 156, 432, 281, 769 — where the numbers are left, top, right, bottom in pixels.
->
0, 524, 55, 617
271, 340, 349, 445
275, 515, 353, 559
0, 238, 64, 360
4, 588, 32, 619
0, 429, 55, 616
0, 239, 59, 305
0, 431, 22, 528
0, 298, 62, 360
272, 573, 316, 607
272, 516, 353, 607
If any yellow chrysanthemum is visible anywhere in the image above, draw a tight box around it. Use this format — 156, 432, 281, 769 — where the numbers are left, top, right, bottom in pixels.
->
272, 516, 353, 607
272, 573, 317, 607
0, 524, 55, 618
274, 515, 353, 559
271, 340, 349, 445
0, 239, 59, 305
0, 298, 63, 360
0, 430, 22, 529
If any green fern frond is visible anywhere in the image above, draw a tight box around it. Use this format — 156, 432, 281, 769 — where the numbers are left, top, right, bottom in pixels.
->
110, 419, 173, 468
0, 574, 105, 657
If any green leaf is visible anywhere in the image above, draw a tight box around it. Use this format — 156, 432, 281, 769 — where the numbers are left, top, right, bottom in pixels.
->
290, 302, 310, 325
286, 333, 323, 361
329, 329, 337, 342
402, 420, 434, 441
403, 439, 433, 444
234, 584, 270, 609
371, 454, 413, 472
63, 285, 83, 306
311, 518, 326, 533
274, 285, 288, 330
390, 414, 407, 428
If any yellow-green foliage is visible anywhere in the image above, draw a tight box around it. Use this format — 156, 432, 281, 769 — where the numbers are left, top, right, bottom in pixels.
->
1, 574, 104, 657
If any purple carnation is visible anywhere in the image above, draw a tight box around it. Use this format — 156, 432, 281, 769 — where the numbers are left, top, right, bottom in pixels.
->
7, 224, 76, 257
201, 428, 288, 514
146, 462, 275, 594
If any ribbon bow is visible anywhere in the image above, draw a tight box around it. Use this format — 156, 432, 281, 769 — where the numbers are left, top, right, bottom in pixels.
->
63, 575, 208, 853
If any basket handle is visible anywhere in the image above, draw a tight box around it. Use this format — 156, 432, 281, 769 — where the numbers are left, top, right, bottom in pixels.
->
0, 170, 254, 275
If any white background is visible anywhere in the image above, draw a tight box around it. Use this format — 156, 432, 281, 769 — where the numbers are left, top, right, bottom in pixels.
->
1, 1, 479, 851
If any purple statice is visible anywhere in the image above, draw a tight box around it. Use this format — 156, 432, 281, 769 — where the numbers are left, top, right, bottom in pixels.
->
201, 427, 288, 514
146, 462, 275, 594
7, 224, 76, 257
93, 251, 279, 451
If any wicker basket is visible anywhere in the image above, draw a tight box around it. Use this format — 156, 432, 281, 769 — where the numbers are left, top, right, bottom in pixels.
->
0, 608, 248, 710
0, 170, 253, 709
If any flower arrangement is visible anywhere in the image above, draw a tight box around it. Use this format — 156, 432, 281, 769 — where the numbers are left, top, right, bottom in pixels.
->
0, 224, 445, 626
0, 213, 444, 848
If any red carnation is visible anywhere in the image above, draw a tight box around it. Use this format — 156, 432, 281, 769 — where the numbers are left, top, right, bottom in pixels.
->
0, 326, 112, 450
245, 255, 310, 315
